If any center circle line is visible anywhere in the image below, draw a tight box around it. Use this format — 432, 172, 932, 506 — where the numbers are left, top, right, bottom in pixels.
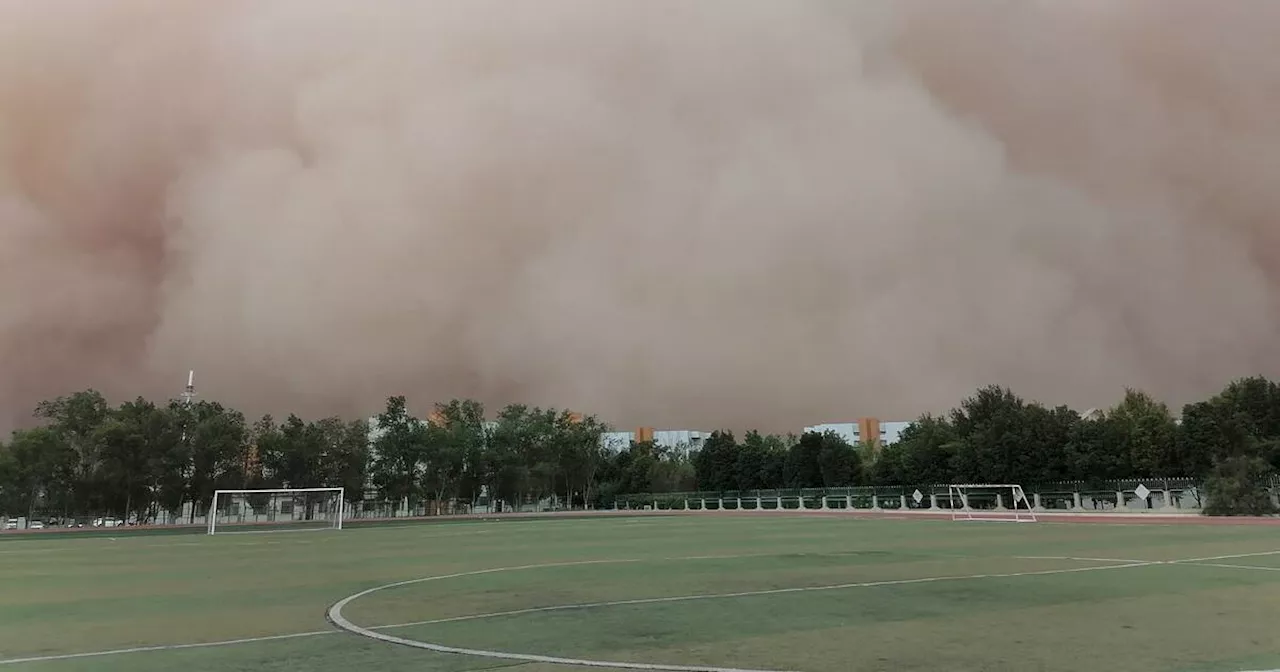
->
327, 554, 1152, 672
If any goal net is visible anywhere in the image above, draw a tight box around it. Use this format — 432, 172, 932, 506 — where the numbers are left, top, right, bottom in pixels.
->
207, 488, 345, 535
948, 484, 1037, 523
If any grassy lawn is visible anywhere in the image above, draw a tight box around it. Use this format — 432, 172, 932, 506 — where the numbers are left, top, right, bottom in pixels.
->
2, 515, 1279, 672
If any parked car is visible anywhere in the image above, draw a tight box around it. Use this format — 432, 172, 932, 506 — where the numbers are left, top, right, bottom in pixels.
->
92, 518, 124, 528
3, 519, 16, 530
27, 520, 43, 530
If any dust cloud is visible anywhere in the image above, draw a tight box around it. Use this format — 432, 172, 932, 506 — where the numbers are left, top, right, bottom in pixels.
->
2, 0, 1279, 432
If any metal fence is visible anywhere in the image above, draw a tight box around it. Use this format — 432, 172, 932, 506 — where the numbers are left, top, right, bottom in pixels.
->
609, 478, 1213, 513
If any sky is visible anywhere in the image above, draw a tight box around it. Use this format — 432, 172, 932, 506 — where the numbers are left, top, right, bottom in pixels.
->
2, 0, 1279, 431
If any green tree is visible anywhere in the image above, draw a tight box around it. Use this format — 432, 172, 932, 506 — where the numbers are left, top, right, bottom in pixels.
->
1204, 455, 1278, 516
815, 433, 861, 487
649, 444, 696, 494
425, 400, 486, 512
950, 386, 1029, 484
35, 390, 110, 515
734, 431, 788, 490
692, 431, 738, 491
619, 440, 660, 494
1109, 389, 1178, 477
783, 432, 826, 488
330, 419, 371, 505
1176, 402, 1222, 479
890, 415, 958, 486
1216, 377, 1280, 439
94, 398, 178, 522
178, 401, 249, 521
488, 404, 548, 509
1, 428, 74, 522
558, 413, 609, 508
262, 415, 326, 488
0, 438, 16, 516
369, 396, 428, 514
1065, 414, 1129, 485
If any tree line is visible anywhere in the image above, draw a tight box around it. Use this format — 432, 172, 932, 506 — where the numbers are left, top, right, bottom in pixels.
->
691, 379, 1280, 515
0, 392, 619, 523
2, 377, 1278, 522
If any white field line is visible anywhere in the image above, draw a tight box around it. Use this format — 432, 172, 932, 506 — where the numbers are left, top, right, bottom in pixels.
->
5, 550, 1277, 668
208, 527, 336, 536
0, 527, 498, 556
1014, 555, 1144, 564
0, 539, 318, 556
326, 556, 1157, 672
0, 631, 334, 666
0, 512, 729, 556
0, 559, 642, 666
373, 559, 1154, 632
1170, 549, 1280, 564
1186, 562, 1280, 573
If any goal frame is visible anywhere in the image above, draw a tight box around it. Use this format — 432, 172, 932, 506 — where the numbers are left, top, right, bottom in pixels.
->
947, 483, 1037, 523
207, 487, 345, 535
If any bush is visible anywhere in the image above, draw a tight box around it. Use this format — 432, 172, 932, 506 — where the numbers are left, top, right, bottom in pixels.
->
1204, 456, 1278, 516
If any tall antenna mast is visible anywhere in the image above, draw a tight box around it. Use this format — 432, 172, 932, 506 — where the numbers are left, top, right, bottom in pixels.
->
181, 370, 197, 407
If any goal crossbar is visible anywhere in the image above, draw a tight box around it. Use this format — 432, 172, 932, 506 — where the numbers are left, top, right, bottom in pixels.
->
948, 483, 1037, 523
208, 487, 345, 535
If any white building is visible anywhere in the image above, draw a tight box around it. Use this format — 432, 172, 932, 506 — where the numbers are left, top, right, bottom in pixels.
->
599, 429, 712, 452
803, 419, 912, 446
879, 421, 910, 444
600, 431, 634, 452
803, 422, 860, 446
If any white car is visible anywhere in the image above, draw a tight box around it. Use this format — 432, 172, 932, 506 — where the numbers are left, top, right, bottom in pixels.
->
27, 520, 43, 530
92, 518, 124, 528
3, 519, 16, 530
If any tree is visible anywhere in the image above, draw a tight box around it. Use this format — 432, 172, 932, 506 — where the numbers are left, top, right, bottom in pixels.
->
9, 376, 1280, 520
1, 428, 74, 522
734, 431, 788, 490
559, 413, 609, 508
1176, 402, 1223, 479
1108, 389, 1178, 477
784, 432, 826, 488
35, 390, 110, 515
330, 419, 371, 504
1065, 414, 1129, 485
1216, 377, 1280, 439
619, 440, 660, 494
177, 401, 249, 521
889, 414, 958, 486
692, 431, 738, 492
1204, 455, 1278, 516
649, 444, 696, 494
94, 398, 178, 522
369, 396, 428, 514
0, 438, 17, 516
815, 433, 861, 487
425, 400, 485, 512
262, 415, 326, 489
489, 404, 604, 510
950, 386, 1030, 484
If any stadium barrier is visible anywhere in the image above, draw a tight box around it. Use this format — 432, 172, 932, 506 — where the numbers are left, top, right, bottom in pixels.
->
608, 478, 1224, 514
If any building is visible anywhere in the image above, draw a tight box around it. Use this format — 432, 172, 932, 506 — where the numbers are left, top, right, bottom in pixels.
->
599, 427, 712, 452
802, 417, 912, 448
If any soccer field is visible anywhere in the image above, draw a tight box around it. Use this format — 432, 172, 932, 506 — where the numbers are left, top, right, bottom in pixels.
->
3, 514, 1280, 672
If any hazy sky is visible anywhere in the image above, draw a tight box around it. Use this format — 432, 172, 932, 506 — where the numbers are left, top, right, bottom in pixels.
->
2, 0, 1279, 431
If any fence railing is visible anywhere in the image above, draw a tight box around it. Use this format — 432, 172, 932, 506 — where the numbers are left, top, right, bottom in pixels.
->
11, 476, 1280, 530
609, 478, 1216, 513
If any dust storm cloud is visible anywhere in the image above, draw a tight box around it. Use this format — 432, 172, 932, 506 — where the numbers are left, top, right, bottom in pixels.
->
2, 0, 1279, 431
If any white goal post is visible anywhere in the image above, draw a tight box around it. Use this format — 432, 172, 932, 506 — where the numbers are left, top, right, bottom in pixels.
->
948, 484, 1037, 523
207, 487, 345, 535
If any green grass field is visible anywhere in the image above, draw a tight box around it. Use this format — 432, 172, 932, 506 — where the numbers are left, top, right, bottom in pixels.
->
3, 514, 1280, 672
